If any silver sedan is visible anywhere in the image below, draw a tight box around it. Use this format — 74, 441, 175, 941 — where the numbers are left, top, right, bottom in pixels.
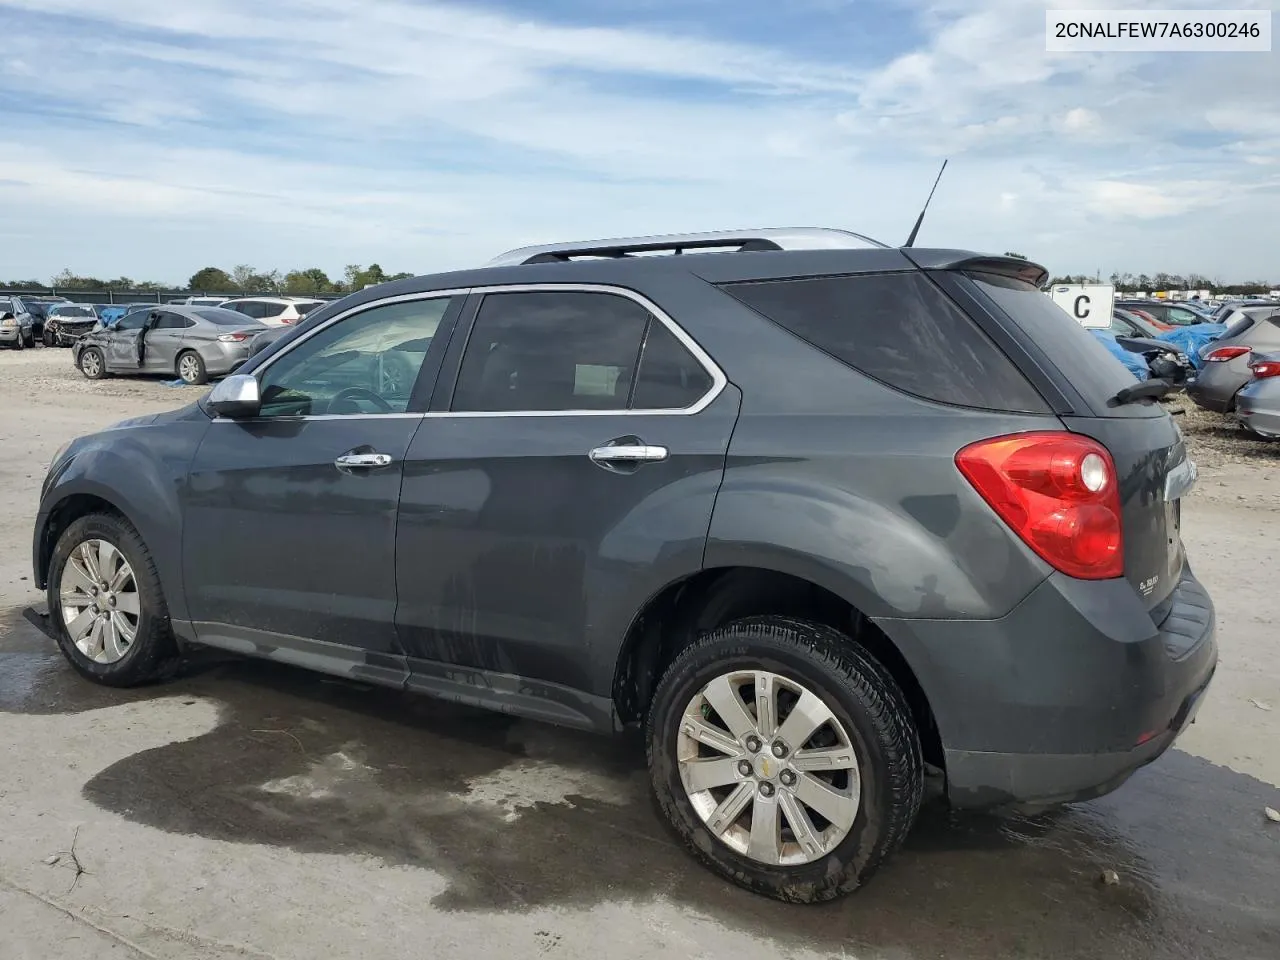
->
71, 306, 268, 384
1236, 352, 1280, 439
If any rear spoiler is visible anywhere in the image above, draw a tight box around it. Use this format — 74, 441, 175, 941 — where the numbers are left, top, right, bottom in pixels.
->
901, 249, 1049, 288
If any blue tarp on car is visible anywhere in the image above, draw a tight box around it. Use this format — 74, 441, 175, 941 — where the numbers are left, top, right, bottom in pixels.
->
1089, 329, 1150, 380
1154, 323, 1227, 368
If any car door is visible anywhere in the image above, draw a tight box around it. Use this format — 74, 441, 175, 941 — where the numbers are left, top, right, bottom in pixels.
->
394, 286, 740, 718
144, 311, 194, 373
105, 311, 149, 370
181, 292, 464, 681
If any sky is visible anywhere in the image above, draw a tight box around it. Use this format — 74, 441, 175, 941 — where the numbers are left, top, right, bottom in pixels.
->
0, 0, 1277, 285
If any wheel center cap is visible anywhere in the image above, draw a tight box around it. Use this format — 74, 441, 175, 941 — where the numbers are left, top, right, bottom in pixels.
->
752, 754, 777, 781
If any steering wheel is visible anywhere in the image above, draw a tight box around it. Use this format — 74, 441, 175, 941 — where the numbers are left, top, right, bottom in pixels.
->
329, 386, 393, 414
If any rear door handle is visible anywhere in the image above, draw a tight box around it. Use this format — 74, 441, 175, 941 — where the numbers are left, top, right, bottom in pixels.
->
335, 452, 394, 469
588, 444, 669, 464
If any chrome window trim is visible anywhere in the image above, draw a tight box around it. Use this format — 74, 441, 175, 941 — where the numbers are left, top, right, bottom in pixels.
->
215, 282, 726, 422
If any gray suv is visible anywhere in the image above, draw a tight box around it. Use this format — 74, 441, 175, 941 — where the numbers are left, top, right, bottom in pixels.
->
29, 229, 1216, 902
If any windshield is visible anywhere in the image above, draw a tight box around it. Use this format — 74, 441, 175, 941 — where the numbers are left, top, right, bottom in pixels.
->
53, 305, 96, 318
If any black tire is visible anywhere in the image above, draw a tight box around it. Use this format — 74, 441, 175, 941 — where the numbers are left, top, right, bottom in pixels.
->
78, 347, 106, 379
646, 616, 923, 903
177, 350, 208, 385
46, 512, 179, 687
26, 328, 37, 347
43, 326, 57, 348
13, 329, 23, 350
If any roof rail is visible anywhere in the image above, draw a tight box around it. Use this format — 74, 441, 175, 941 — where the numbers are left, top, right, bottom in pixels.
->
485, 227, 889, 267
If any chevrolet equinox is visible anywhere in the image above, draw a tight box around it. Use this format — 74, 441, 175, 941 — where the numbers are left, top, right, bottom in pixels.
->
31, 229, 1217, 902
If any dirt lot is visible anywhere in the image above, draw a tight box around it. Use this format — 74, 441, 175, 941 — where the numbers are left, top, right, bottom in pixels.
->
1, 348, 1277, 960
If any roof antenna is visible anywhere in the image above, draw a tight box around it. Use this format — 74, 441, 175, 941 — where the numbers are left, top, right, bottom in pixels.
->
903, 158, 948, 248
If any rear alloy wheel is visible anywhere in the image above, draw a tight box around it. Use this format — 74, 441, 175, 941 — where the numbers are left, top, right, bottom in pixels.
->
177, 350, 207, 385
47, 513, 178, 686
647, 616, 923, 902
79, 347, 105, 379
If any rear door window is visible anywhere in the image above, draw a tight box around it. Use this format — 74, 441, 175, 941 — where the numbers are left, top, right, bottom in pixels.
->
720, 272, 1048, 413
451, 290, 651, 412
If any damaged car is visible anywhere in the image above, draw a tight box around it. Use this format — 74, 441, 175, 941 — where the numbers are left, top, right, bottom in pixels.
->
71, 305, 268, 384
43, 302, 101, 347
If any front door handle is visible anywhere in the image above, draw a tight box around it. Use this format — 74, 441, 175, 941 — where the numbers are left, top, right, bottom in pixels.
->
334, 452, 393, 469
588, 444, 669, 464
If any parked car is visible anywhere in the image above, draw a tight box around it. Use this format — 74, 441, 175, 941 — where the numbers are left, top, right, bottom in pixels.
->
1116, 300, 1203, 328
43, 302, 101, 346
71, 306, 268, 384
1235, 351, 1280, 438
1186, 306, 1280, 412
220, 297, 327, 326
1109, 308, 1165, 339
1104, 312, 1191, 384
97, 302, 156, 328
0, 296, 38, 349
1210, 299, 1280, 323
246, 324, 293, 358
17, 296, 70, 339
29, 228, 1215, 903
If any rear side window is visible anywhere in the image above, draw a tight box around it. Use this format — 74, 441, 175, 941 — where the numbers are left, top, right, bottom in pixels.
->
632, 319, 714, 409
721, 272, 1048, 412
197, 309, 256, 325
965, 273, 1139, 406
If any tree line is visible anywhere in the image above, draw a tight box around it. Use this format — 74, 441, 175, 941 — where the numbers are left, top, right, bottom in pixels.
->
1047, 271, 1275, 295
2, 264, 414, 296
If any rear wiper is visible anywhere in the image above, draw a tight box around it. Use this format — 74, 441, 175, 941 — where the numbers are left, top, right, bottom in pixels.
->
1108, 378, 1175, 406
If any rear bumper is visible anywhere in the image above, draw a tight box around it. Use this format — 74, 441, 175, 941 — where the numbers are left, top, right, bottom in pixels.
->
203, 342, 253, 375
876, 565, 1217, 811
1235, 388, 1280, 438
1186, 362, 1248, 412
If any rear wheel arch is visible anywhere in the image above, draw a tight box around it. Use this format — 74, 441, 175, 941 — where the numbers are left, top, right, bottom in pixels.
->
611, 565, 945, 773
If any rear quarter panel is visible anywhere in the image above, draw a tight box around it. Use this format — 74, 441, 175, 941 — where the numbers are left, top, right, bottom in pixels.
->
632, 270, 1058, 621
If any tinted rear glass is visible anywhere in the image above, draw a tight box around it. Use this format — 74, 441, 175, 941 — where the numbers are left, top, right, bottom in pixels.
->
720, 271, 1048, 412
1220, 313, 1255, 339
297, 301, 324, 314
966, 272, 1141, 408
196, 309, 261, 325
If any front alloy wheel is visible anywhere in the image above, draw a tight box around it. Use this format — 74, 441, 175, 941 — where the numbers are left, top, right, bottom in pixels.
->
48, 513, 179, 686
678, 670, 860, 865
58, 538, 141, 663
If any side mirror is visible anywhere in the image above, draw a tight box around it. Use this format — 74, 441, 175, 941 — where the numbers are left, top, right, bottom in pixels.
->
207, 374, 261, 419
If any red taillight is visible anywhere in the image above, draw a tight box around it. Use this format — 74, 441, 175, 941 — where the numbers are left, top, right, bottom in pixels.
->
1203, 345, 1251, 362
217, 332, 249, 342
1249, 360, 1280, 379
956, 432, 1124, 580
